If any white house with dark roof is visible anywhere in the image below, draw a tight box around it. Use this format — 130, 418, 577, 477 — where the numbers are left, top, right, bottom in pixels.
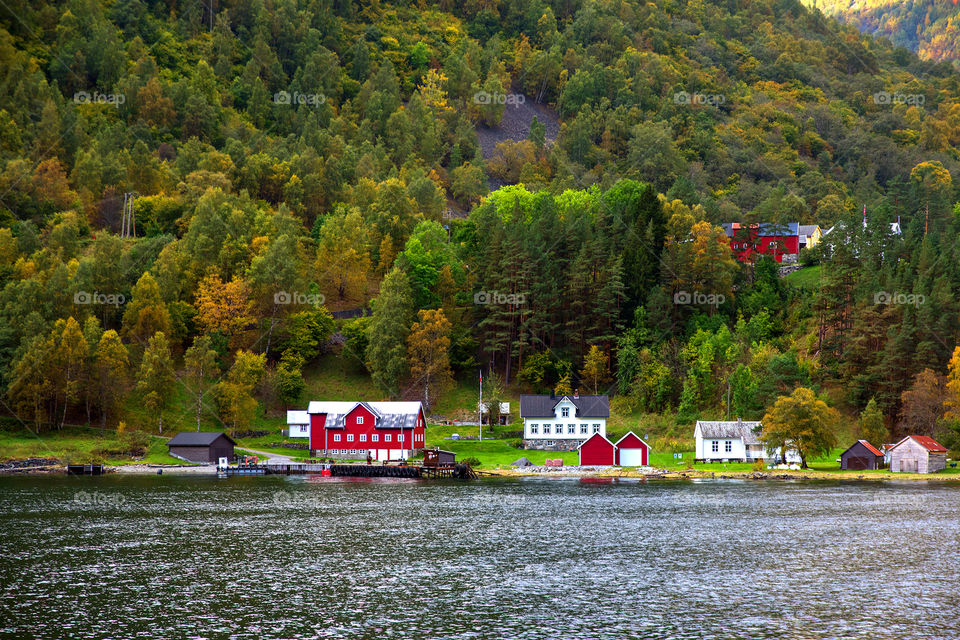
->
286, 410, 310, 438
694, 419, 801, 463
520, 393, 609, 450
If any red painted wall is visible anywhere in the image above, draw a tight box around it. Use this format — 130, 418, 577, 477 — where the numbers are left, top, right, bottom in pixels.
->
615, 433, 649, 465
729, 234, 799, 263
579, 434, 616, 465
309, 412, 327, 450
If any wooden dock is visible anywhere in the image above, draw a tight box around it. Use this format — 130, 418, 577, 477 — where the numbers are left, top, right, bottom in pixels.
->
221, 462, 476, 479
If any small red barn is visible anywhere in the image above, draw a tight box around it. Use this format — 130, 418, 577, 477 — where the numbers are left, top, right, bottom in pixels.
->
615, 431, 650, 466
578, 432, 617, 466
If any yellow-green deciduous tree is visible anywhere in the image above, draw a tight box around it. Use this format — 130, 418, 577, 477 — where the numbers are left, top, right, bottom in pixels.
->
183, 334, 220, 431
215, 350, 265, 433
579, 345, 611, 395
95, 329, 129, 427
137, 332, 175, 433
858, 397, 888, 447
761, 387, 839, 468
406, 308, 453, 410
122, 272, 171, 346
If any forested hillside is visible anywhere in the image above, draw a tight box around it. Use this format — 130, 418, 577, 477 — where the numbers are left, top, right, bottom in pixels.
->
2, 0, 960, 447
805, 0, 960, 64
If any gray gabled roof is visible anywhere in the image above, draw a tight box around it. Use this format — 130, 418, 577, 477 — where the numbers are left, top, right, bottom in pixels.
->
167, 432, 236, 446
520, 394, 609, 418
695, 420, 763, 444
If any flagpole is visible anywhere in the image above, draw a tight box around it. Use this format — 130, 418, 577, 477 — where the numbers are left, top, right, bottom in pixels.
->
478, 368, 483, 442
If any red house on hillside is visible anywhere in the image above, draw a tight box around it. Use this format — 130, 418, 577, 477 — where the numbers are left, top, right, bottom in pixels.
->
722, 222, 801, 263
307, 401, 426, 461
578, 432, 617, 465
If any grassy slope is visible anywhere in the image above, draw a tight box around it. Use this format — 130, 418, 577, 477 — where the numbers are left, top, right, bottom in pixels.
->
783, 265, 821, 289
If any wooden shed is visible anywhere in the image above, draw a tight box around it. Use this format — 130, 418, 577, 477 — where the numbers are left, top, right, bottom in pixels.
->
578, 432, 616, 466
840, 440, 884, 470
167, 432, 236, 464
888, 435, 948, 474
615, 431, 650, 466
422, 449, 456, 467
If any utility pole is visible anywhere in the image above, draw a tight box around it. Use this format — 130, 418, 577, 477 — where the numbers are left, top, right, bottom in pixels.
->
120, 192, 138, 238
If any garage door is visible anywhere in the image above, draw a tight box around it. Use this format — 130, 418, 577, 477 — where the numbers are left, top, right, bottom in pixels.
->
847, 457, 868, 470
619, 448, 645, 466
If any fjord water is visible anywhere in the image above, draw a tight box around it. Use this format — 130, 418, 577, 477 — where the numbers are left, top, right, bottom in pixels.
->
1, 476, 958, 640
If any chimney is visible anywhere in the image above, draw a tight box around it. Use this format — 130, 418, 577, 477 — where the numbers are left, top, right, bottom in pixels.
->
574, 388, 579, 399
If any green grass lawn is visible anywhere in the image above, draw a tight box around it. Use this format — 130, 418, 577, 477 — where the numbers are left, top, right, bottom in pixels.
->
0, 427, 187, 465
783, 265, 821, 289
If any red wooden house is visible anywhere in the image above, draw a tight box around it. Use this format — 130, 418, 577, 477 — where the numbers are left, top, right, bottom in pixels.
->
578, 432, 617, 465
722, 222, 800, 263
615, 432, 650, 466
307, 401, 426, 461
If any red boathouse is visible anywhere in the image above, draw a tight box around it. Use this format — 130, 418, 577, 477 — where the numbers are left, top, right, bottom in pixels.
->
578, 432, 617, 465
615, 431, 650, 466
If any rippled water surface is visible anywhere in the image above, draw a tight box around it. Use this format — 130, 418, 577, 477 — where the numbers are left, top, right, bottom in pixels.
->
1, 475, 959, 639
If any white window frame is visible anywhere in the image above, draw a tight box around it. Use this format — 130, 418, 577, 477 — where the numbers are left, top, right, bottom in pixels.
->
562, 407, 570, 418
347, 434, 354, 442
725, 440, 732, 453
530, 424, 539, 434
334, 434, 341, 442
385, 434, 392, 442
580, 424, 588, 434
357, 416, 364, 424
567, 424, 575, 434
543, 424, 551, 435
711, 441, 719, 453
360, 434, 367, 442
372, 434, 379, 442
592, 424, 600, 434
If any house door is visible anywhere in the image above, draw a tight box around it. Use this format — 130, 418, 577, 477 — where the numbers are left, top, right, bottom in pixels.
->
901, 459, 918, 473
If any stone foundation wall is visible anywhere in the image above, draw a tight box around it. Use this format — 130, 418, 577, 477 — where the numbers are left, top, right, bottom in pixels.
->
522, 439, 584, 451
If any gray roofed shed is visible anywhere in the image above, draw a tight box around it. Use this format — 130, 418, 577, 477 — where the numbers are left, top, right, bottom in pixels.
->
167, 432, 236, 463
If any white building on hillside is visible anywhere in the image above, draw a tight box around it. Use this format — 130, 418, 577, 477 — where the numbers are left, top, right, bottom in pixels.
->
286, 410, 310, 438
694, 419, 801, 463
